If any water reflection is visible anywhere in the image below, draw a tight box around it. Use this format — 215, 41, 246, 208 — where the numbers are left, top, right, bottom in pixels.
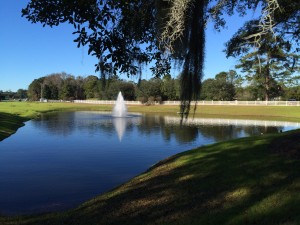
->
113, 118, 127, 141
33, 112, 300, 144
164, 116, 300, 142
112, 116, 141, 141
35, 112, 77, 136
161, 124, 199, 143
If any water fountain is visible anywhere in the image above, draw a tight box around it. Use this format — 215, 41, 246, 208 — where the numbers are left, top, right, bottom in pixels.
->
112, 92, 128, 141
112, 91, 128, 117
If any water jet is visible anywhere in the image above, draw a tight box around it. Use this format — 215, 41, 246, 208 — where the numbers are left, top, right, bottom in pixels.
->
112, 92, 127, 117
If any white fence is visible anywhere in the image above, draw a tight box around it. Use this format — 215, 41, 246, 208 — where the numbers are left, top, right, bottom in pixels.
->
164, 100, 300, 106
73, 100, 300, 106
164, 116, 300, 127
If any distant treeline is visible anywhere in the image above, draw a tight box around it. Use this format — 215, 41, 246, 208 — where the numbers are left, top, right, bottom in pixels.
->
26, 72, 180, 103
0, 90, 27, 101
3, 71, 299, 102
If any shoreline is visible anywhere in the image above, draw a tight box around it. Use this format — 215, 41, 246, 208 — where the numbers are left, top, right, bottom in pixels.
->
2, 102, 300, 142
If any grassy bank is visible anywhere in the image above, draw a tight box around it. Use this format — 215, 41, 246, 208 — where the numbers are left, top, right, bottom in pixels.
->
129, 104, 300, 121
1, 129, 300, 225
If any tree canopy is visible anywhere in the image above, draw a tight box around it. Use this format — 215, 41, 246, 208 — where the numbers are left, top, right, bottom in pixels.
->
22, 0, 299, 113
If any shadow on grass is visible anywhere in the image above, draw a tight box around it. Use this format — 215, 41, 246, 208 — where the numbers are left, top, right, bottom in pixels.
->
2, 131, 300, 225
0, 112, 27, 141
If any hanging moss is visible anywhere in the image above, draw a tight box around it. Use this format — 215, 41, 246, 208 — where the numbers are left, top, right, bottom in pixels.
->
159, 1, 206, 116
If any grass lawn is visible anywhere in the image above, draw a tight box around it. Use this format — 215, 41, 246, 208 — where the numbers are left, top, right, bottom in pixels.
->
129, 104, 300, 121
1, 129, 300, 225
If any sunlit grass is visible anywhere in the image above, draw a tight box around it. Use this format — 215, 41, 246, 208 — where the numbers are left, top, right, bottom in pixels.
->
0, 101, 112, 118
129, 104, 300, 122
1, 101, 300, 119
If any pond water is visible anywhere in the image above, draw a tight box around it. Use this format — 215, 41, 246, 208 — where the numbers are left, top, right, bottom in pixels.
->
0, 111, 299, 215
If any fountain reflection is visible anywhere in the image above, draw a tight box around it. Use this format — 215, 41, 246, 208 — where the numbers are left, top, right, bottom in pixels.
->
113, 118, 127, 141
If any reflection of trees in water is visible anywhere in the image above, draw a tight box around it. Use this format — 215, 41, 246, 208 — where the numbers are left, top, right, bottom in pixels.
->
198, 125, 283, 142
136, 115, 199, 144
33, 112, 76, 137
243, 126, 282, 136
32, 112, 137, 138
135, 116, 283, 144
33, 112, 116, 137
197, 125, 242, 142
32, 112, 285, 144
136, 115, 164, 135
162, 124, 199, 143
80, 119, 115, 137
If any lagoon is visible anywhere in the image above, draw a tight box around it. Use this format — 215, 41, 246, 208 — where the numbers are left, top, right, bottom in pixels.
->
0, 111, 299, 215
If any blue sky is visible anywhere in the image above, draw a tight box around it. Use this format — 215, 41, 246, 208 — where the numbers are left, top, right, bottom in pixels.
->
0, 1, 258, 91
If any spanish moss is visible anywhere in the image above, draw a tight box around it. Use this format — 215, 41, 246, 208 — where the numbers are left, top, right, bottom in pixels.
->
179, 1, 206, 116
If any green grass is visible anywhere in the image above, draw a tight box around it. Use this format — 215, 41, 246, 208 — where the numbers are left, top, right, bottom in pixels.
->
0, 112, 25, 140
194, 105, 300, 121
1, 130, 300, 225
0, 101, 113, 118
129, 104, 300, 121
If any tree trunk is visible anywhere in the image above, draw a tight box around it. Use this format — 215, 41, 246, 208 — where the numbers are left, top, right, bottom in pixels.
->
265, 75, 269, 101
265, 53, 271, 101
